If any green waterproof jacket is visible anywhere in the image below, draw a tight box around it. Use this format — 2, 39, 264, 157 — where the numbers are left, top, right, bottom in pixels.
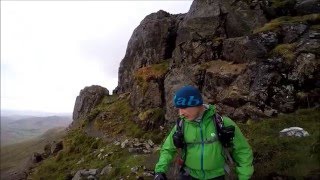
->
155, 104, 254, 180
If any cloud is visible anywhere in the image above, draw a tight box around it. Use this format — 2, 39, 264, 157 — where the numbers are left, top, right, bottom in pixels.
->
1, 1, 192, 113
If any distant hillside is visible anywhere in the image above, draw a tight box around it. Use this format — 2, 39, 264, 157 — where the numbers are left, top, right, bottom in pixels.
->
1, 127, 66, 180
1, 109, 72, 117
1, 115, 72, 146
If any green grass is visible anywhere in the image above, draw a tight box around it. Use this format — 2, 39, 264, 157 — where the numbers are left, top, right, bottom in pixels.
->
239, 108, 320, 178
310, 24, 320, 30
134, 61, 169, 93
93, 95, 166, 143
30, 128, 156, 180
93, 95, 142, 136
0, 127, 66, 174
28, 107, 320, 179
270, 0, 296, 9
271, 43, 296, 62
30, 129, 108, 179
254, 14, 320, 33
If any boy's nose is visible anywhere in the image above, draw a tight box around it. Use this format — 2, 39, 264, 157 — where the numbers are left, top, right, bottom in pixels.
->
178, 108, 185, 116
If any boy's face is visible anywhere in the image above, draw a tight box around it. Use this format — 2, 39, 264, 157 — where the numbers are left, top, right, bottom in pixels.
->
178, 105, 203, 121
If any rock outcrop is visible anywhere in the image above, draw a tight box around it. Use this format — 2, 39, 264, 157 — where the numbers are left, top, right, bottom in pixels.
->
114, 10, 184, 95
72, 85, 109, 123
112, 0, 320, 126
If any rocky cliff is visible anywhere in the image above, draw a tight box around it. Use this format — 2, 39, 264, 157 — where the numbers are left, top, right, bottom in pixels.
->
73, 0, 319, 131
111, 0, 320, 128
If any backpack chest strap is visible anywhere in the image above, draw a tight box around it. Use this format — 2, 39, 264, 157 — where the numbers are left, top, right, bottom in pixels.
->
185, 136, 219, 145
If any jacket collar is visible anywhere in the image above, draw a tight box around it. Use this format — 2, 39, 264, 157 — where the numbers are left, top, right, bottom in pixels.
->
184, 104, 216, 124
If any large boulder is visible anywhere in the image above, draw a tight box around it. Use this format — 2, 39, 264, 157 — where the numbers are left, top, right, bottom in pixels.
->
72, 85, 109, 122
222, 36, 268, 63
281, 24, 308, 43
295, 0, 320, 15
288, 53, 318, 84
114, 10, 184, 94
172, 38, 223, 65
176, 0, 267, 44
202, 60, 248, 105
130, 81, 163, 110
31, 152, 43, 163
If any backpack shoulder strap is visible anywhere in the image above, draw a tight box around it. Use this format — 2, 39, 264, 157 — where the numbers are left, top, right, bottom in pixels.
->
176, 117, 184, 132
213, 113, 235, 168
214, 113, 224, 132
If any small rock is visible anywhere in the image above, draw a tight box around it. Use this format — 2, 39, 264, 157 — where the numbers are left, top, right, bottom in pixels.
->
145, 143, 151, 150
147, 140, 154, 147
153, 146, 161, 153
114, 141, 121, 146
72, 171, 82, 180
143, 149, 151, 154
128, 148, 137, 153
100, 164, 112, 175
81, 170, 90, 176
52, 141, 63, 154
88, 169, 98, 175
142, 172, 153, 177
104, 152, 113, 157
76, 157, 84, 165
279, 127, 310, 137
121, 139, 129, 148
31, 152, 43, 163
87, 175, 97, 180
131, 167, 139, 174
134, 142, 142, 147
43, 143, 52, 158
264, 108, 278, 117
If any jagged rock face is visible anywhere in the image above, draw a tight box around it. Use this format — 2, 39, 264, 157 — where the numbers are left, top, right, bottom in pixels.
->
131, 80, 163, 110
222, 36, 268, 63
176, 0, 267, 44
114, 10, 184, 94
164, 65, 199, 122
110, 0, 319, 127
73, 85, 109, 122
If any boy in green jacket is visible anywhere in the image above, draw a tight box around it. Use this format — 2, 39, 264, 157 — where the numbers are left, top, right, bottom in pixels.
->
154, 85, 254, 180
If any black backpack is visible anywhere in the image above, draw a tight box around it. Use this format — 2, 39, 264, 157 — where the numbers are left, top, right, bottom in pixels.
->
173, 113, 235, 149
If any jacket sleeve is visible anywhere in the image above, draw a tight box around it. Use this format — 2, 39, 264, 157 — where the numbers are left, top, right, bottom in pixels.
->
154, 126, 178, 173
224, 117, 254, 180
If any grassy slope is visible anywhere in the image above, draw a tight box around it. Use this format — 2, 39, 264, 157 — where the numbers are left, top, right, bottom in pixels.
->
29, 128, 157, 180
29, 95, 165, 180
29, 104, 320, 179
240, 108, 320, 178
0, 127, 66, 173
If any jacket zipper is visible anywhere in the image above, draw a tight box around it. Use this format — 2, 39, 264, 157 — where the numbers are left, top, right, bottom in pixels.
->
200, 121, 205, 179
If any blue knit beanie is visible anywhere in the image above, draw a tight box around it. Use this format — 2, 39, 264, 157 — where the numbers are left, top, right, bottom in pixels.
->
173, 85, 203, 108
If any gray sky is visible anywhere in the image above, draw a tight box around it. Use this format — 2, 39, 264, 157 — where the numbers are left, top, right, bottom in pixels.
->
1, 1, 192, 113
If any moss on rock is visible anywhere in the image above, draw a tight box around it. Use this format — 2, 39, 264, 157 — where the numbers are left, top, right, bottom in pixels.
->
254, 14, 320, 33
134, 61, 169, 93
271, 43, 297, 62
